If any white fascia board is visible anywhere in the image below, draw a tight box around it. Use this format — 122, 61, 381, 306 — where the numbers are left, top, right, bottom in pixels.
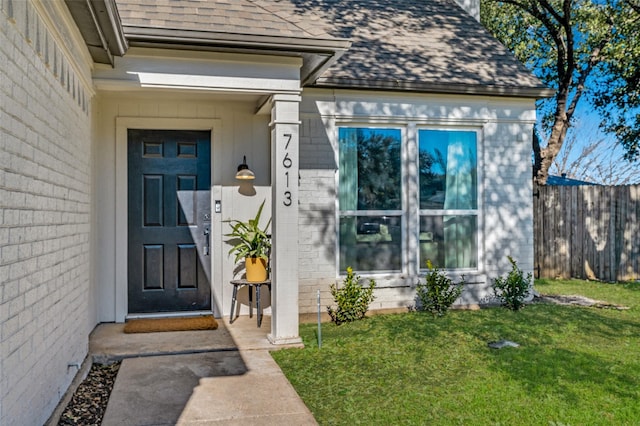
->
94, 48, 303, 94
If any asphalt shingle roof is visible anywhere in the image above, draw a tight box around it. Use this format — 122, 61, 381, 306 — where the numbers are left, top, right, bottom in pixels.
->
115, 0, 331, 39
115, 0, 548, 94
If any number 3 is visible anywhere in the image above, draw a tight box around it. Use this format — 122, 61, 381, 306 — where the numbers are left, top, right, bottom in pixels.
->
283, 191, 292, 206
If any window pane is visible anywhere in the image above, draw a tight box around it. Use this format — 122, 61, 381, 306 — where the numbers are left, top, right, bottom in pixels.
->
339, 215, 402, 273
339, 128, 402, 211
420, 215, 477, 269
419, 130, 477, 210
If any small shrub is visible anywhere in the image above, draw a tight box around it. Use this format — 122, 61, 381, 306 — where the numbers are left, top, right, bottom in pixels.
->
492, 256, 532, 311
327, 267, 376, 325
415, 260, 464, 317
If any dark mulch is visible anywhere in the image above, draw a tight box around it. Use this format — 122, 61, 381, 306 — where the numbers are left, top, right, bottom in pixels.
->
58, 362, 121, 426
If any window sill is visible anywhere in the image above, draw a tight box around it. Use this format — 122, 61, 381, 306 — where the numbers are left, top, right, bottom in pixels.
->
342, 272, 487, 288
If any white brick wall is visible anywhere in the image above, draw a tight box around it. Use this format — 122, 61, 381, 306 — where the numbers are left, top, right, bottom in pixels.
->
298, 116, 340, 313
482, 121, 535, 290
1, 2, 94, 424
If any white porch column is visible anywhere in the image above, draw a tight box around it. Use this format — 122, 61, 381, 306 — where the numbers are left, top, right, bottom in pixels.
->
268, 93, 302, 345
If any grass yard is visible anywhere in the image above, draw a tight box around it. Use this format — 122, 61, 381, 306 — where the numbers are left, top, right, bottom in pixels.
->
271, 279, 640, 425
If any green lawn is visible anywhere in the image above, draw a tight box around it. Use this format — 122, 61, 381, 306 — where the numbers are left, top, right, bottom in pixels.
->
271, 279, 640, 425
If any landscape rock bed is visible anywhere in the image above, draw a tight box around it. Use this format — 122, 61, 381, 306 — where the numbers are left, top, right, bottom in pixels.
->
58, 362, 120, 425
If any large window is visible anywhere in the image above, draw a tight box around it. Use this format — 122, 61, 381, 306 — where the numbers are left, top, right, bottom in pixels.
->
418, 129, 477, 269
338, 128, 403, 273
337, 126, 478, 275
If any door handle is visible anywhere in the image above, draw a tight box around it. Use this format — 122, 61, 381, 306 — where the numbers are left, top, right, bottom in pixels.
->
203, 226, 210, 256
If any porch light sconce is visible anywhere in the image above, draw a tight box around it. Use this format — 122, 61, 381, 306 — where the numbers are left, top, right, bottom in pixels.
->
235, 156, 255, 180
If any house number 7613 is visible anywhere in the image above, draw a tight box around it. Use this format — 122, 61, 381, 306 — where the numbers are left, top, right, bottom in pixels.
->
283, 133, 293, 207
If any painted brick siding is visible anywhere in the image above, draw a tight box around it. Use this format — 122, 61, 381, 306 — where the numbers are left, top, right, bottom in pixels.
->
0, 2, 94, 425
481, 121, 535, 298
298, 116, 340, 313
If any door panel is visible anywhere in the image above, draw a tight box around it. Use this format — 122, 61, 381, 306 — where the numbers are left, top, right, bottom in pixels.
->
128, 129, 212, 314
178, 244, 198, 288
177, 175, 197, 226
143, 244, 164, 290
143, 175, 163, 226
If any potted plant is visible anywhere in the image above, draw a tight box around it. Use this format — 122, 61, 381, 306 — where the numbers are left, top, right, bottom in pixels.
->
225, 200, 271, 282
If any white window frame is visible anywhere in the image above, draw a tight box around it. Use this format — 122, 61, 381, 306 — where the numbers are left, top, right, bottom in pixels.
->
415, 126, 483, 275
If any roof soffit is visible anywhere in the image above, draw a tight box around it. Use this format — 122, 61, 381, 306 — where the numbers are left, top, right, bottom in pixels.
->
65, 0, 128, 65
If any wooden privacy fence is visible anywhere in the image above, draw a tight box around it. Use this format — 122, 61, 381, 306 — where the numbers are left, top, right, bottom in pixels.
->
534, 184, 640, 282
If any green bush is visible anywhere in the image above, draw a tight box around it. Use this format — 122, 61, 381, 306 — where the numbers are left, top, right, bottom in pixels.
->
415, 260, 464, 317
492, 256, 532, 311
327, 267, 376, 325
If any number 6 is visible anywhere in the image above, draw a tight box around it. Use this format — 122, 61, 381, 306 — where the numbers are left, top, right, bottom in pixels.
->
282, 152, 292, 168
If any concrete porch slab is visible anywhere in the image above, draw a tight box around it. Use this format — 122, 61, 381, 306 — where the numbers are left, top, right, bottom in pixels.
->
94, 315, 313, 425
102, 350, 315, 425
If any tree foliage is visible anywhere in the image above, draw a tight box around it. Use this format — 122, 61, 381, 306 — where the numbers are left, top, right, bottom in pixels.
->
481, 0, 640, 185
351, 130, 437, 209
355, 131, 402, 210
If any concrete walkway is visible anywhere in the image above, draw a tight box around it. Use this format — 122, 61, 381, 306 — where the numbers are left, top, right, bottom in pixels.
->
92, 316, 316, 425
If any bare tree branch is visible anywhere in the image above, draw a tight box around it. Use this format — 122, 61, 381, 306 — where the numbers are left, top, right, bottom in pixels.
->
550, 124, 640, 185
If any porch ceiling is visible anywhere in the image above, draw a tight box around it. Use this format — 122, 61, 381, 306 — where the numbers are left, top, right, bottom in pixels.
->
92, 48, 308, 97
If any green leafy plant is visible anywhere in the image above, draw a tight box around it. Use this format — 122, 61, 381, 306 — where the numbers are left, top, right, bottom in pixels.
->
225, 200, 271, 263
492, 256, 532, 311
415, 260, 464, 317
327, 267, 376, 325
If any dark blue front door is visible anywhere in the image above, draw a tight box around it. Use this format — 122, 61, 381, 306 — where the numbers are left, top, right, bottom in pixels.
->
127, 129, 211, 313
